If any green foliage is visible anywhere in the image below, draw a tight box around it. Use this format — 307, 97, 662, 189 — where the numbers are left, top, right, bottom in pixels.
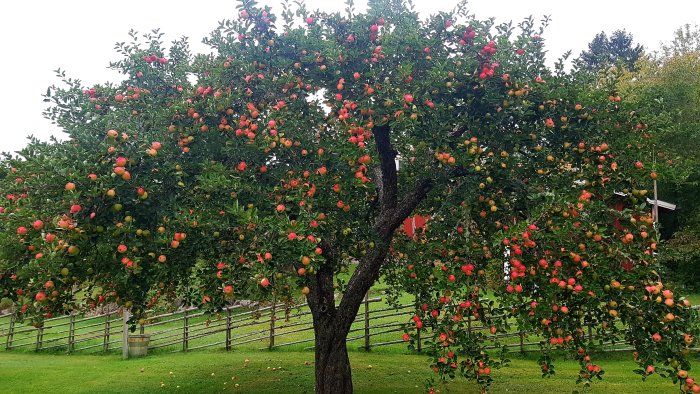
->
661, 24, 700, 58
0, 1, 695, 393
618, 42, 700, 290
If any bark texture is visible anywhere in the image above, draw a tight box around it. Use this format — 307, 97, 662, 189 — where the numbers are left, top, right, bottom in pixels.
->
313, 318, 353, 394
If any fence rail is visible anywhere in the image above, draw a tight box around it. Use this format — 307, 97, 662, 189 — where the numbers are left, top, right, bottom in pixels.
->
1, 299, 698, 358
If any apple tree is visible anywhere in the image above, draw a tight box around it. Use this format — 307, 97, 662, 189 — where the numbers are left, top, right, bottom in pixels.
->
0, 1, 695, 393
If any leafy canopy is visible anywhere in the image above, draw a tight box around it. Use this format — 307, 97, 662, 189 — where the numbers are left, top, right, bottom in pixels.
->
0, 1, 696, 392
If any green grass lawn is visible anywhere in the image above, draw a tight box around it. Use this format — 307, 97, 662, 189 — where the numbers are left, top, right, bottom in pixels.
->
0, 297, 695, 394
0, 268, 696, 393
0, 349, 686, 393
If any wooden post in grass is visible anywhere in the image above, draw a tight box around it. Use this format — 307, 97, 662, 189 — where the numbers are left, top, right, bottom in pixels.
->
35, 325, 44, 352
519, 330, 525, 353
122, 308, 130, 359
225, 308, 232, 351
183, 309, 189, 352
363, 292, 370, 351
5, 314, 15, 350
416, 328, 422, 352
68, 314, 76, 352
103, 312, 111, 353
269, 295, 277, 350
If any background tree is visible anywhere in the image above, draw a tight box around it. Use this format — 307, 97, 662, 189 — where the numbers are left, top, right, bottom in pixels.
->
618, 26, 700, 291
575, 30, 644, 73
661, 24, 700, 58
0, 1, 695, 393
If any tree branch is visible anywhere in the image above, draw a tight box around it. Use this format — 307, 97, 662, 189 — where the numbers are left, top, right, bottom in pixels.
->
382, 178, 433, 235
333, 123, 467, 331
335, 246, 387, 332
336, 177, 433, 331
449, 127, 467, 139
373, 124, 398, 212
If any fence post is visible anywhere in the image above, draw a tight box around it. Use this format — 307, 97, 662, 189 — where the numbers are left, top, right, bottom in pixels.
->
225, 308, 232, 351
103, 312, 111, 352
183, 309, 189, 352
67, 314, 76, 352
122, 308, 130, 359
363, 292, 370, 351
519, 330, 525, 353
268, 297, 277, 350
35, 325, 44, 352
5, 314, 15, 350
416, 328, 422, 352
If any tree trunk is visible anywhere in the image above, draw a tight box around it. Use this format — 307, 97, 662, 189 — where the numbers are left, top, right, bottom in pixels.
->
307, 250, 353, 394
314, 325, 353, 394
304, 124, 433, 393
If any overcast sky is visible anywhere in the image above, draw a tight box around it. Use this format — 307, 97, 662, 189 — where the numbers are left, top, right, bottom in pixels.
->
1, 1, 697, 154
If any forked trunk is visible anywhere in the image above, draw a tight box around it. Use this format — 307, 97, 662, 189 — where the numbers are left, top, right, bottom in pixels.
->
305, 124, 432, 393
307, 243, 395, 393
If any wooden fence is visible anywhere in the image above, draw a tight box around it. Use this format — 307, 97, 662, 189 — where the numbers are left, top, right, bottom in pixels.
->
1, 298, 698, 357
0, 310, 123, 353
0, 296, 407, 357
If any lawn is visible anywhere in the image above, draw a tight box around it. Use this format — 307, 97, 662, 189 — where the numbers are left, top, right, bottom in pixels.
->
0, 349, 688, 393
1, 268, 696, 393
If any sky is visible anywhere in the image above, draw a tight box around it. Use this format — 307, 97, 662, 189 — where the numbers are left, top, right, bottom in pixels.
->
1, 0, 698, 154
